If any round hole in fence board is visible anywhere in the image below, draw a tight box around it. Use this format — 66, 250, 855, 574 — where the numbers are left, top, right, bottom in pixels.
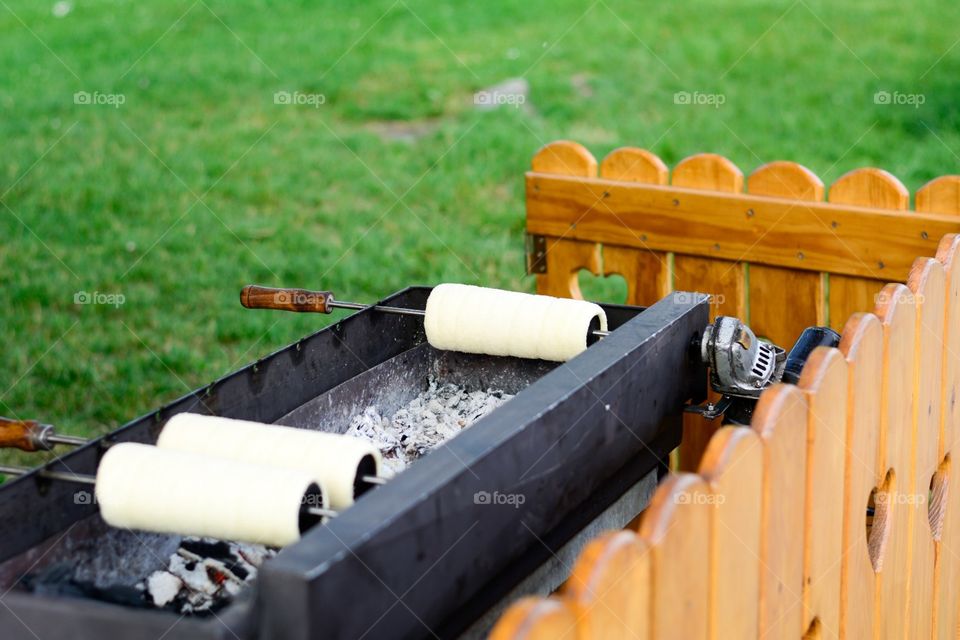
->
577, 270, 627, 305
866, 468, 895, 572
928, 455, 950, 540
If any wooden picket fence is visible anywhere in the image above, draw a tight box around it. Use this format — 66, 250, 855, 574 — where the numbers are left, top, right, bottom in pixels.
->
525, 140, 960, 471
488, 142, 960, 639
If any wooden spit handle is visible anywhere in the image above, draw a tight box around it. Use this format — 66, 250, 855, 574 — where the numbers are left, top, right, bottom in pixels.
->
0, 417, 52, 452
240, 285, 334, 314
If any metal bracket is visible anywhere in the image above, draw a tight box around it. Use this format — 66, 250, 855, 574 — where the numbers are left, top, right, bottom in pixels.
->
526, 234, 547, 275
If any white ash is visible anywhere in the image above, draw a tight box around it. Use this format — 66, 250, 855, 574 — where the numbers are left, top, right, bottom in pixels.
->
141, 538, 276, 614
346, 378, 513, 474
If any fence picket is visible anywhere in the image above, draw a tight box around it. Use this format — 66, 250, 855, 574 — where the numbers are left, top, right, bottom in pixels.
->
600, 148, 671, 306
827, 169, 910, 330
673, 154, 745, 471
934, 234, 960, 639
671, 153, 745, 319
530, 141, 602, 299
697, 427, 762, 640
564, 530, 651, 640
752, 385, 809, 638
908, 258, 947, 640
874, 283, 917, 639
746, 161, 825, 346
837, 313, 883, 640
489, 598, 580, 640
798, 348, 849, 639
638, 473, 711, 640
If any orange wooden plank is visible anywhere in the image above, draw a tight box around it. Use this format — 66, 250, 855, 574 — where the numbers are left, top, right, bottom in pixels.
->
489, 597, 579, 640
933, 234, 960, 640
564, 530, 651, 640
599, 147, 671, 306
671, 153, 745, 318
797, 348, 849, 639
531, 140, 597, 177
672, 154, 744, 472
836, 312, 882, 640
698, 427, 762, 640
919, 181, 960, 640
827, 168, 910, 330
638, 473, 711, 640
906, 257, 946, 640
535, 237, 601, 299
917, 175, 960, 215
525, 174, 954, 281
747, 161, 826, 345
874, 283, 917, 640
753, 384, 809, 638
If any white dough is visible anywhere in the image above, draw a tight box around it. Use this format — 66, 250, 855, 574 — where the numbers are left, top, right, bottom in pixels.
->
157, 413, 382, 510
95, 443, 321, 547
424, 284, 608, 362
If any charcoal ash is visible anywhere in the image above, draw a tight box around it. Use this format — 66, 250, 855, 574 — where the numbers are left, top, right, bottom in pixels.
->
346, 378, 513, 474
140, 538, 276, 615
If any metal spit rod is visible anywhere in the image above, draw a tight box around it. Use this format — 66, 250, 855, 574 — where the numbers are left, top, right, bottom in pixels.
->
240, 285, 612, 338
0, 464, 339, 519
0, 417, 387, 486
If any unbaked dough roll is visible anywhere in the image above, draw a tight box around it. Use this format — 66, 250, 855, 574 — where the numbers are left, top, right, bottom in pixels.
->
424, 284, 608, 362
157, 413, 381, 510
95, 443, 324, 547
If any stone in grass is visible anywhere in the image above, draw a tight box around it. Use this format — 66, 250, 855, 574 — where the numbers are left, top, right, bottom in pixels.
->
473, 78, 530, 111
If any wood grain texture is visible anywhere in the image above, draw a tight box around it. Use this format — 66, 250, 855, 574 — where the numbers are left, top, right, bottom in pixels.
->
0, 417, 46, 452
836, 312, 882, 640
747, 161, 826, 345
797, 348, 849, 640
907, 258, 946, 640
917, 175, 960, 216
673, 154, 744, 474
827, 168, 910, 330
564, 530, 651, 640
602, 244, 669, 307
489, 597, 579, 640
671, 153, 745, 318
240, 285, 332, 314
698, 427, 762, 640
599, 147, 671, 306
934, 234, 960, 640
531, 140, 597, 177
752, 384, 809, 639
535, 238, 601, 299
525, 174, 954, 281
638, 473, 711, 640
874, 283, 917, 640
600, 147, 668, 184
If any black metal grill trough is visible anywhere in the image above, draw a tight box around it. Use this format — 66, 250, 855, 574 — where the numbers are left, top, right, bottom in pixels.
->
0, 287, 707, 640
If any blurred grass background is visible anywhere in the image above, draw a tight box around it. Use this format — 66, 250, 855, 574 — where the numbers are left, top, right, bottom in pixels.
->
2, 0, 959, 464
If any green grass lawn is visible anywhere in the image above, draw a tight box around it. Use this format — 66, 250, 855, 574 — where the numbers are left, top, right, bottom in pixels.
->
2, 0, 960, 465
